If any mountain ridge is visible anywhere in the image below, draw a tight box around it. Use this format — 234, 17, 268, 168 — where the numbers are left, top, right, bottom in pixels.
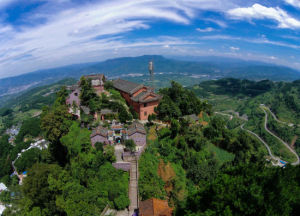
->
1, 55, 299, 99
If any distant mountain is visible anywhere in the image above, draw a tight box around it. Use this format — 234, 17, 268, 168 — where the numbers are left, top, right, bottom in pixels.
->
1, 55, 300, 99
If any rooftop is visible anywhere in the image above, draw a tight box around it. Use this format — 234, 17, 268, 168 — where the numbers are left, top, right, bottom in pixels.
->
131, 91, 162, 103
113, 79, 144, 95
127, 121, 146, 136
83, 74, 105, 80
90, 126, 108, 138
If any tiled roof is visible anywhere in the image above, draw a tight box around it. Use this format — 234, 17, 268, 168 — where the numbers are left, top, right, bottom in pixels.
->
127, 122, 146, 136
84, 74, 104, 80
113, 79, 144, 95
90, 126, 108, 138
131, 91, 162, 103
78, 74, 105, 86
139, 198, 172, 216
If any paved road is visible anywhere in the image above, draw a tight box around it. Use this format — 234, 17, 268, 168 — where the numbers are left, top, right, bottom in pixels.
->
261, 105, 299, 127
240, 124, 278, 161
215, 112, 233, 120
260, 107, 300, 165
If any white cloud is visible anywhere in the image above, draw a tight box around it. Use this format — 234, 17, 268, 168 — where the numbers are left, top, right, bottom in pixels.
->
198, 34, 300, 50
230, 46, 240, 51
0, 0, 16, 9
285, 0, 300, 9
196, 27, 215, 32
204, 18, 228, 28
228, 3, 300, 29
269, 56, 277, 60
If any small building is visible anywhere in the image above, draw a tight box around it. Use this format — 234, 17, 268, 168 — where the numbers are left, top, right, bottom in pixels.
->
139, 198, 173, 216
127, 121, 146, 152
90, 126, 110, 147
66, 85, 80, 107
66, 74, 106, 115
81, 74, 106, 94
113, 79, 162, 120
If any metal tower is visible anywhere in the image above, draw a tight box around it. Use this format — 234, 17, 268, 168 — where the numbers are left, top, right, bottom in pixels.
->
148, 60, 154, 90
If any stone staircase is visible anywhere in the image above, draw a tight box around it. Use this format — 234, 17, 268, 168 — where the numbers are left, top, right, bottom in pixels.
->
128, 159, 138, 216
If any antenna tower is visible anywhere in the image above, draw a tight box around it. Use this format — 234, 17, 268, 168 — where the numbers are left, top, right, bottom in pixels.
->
148, 60, 154, 90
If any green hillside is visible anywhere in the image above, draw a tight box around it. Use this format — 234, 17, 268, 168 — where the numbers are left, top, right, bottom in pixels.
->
190, 78, 300, 158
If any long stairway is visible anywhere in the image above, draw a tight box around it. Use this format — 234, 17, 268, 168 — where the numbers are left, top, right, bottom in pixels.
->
128, 159, 138, 216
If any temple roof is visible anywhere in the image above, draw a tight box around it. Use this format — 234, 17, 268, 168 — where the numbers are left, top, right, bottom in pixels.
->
83, 74, 105, 80
113, 79, 144, 95
90, 126, 108, 138
131, 91, 162, 103
127, 121, 146, 136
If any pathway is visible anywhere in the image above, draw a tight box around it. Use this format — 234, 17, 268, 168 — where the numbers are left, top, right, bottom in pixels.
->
128, 159, 138, 216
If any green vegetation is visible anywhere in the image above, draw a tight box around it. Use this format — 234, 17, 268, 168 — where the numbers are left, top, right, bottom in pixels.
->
0, 79, 75, 134
156, 81, 212, 121
1, 84, 129, 215
1, 77, 300, 216
124, 139, 136, 152
191, 78, 300, 161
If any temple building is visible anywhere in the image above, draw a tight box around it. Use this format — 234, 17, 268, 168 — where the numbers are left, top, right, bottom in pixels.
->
126, 121, 146, 152
81, 74, 105, 94
113, 79, 162, 120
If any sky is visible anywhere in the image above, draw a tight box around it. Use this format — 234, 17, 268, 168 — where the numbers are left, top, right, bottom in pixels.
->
0, 0, 300, 78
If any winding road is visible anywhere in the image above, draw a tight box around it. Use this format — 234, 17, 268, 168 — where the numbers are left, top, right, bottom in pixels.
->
240, 124, 278, 162
216, 108, 300, 166
260, 106, 300, 165
261, 105, 299, 127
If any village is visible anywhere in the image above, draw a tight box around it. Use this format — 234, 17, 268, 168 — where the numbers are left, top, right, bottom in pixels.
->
65, 73, 173, 216
0, 65, 203, 216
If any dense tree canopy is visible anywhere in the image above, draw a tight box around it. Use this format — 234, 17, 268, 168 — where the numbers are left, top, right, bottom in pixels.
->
156, 81, 211, 121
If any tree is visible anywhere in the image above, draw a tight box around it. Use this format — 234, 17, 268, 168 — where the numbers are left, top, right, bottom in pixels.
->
148, 113, 156, 124
41, 89, 72, 165
170, 118, 180, 138
118, 107, 132, 123
14, 148, 42, 173
125, 139, 136, 152
21, 163, 64, 215
79, 76, 101, 113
